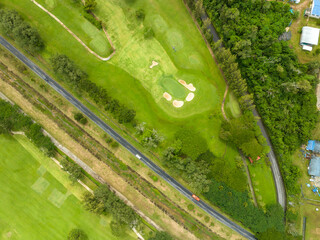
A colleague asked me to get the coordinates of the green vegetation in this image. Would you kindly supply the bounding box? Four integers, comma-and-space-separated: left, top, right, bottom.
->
204, 180, 284, 234
61, 157, 84, 183
0, 100, 56, 156
203, 0, 318, 197
68, 229, 88, 240
83, 184, 138, 235
0, 9, 44, 52
148, 231, 173, 240
74, 112, 88, 125
0, 134, 133, 240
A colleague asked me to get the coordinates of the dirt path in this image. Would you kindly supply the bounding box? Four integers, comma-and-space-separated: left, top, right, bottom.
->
31, 0, 115, 61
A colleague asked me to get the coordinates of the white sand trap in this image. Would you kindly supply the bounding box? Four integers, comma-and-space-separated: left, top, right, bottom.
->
186, 93, 194, 101
173, 100, 184, 108
178, 79, 196, 91
163, 92, 172, 101
149, 60, 159, 69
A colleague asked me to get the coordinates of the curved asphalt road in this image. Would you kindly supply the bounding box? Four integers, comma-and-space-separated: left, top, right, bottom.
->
199, 5, 286, 209
0, 36, 256, 239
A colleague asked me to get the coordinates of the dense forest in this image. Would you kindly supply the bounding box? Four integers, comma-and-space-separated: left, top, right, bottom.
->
202, 0, 318, 195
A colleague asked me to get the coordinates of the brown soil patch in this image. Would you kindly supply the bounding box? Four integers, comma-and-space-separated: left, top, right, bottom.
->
173, 100, 184, 108
185, 92, 194, 101
163, 92, 172, 101
178, 79, 196, 91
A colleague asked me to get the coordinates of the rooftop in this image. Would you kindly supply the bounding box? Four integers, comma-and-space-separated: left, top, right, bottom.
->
300, 27, 320, 46
309, 157, 320, 177
312, 0, 320, 17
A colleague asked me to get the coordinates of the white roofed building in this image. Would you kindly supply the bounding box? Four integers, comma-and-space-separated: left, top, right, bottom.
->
300, 26, 320, 51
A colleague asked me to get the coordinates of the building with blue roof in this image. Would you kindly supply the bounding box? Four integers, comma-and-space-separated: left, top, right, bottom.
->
311, 0, 320, 18
306, 140, 320, 153
309, 157, 320, 177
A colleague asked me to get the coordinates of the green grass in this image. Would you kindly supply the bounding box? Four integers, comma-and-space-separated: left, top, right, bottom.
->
0, 134, 135, 240
36, 0, 111, 57
225, 92, 241, 119
0, 0, 276, 201
248, 162, 277, 207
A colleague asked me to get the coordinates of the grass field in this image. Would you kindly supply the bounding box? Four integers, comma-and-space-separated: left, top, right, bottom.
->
0, 134, 135, 240
35, 0, 112, 57
0, 0, 279, 206
1, 0, 239, 160
248, 162, 277, 207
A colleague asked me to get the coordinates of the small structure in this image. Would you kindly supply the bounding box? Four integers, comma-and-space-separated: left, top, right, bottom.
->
249, 156, 261, 164
310, 0, 320, 18
300, 27, 320, 51
308, 157, 320, 177
306, 140, 320, 153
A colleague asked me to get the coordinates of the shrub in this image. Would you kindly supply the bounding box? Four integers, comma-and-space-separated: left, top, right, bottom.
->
74, 112, 88, 125
83, 11, 102, 30
144, 27, 154, 39
187, 204, 194, 211
135, 9, 145, 21
67, 229, 88, 240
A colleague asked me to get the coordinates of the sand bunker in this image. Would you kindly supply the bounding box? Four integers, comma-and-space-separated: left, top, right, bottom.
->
173, 100, 184, 108
178, 79, 196, 91
149, 60, 159, 69
186, 93, 194, 101
163, 92, 172, 101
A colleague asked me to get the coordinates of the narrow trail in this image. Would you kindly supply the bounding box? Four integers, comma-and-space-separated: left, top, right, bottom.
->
31, 0, 115, 61
221, 86, 229, 121
241, 155, 258, 207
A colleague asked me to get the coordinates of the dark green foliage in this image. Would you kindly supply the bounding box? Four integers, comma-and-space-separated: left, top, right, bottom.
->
84, 0, 97, 12
50, 55, 136, 124
110, 220, 126, 237
175, 128, 207, 160
204, 179, 285, 233
60, 158, 84, 183
83, 184, 138, 227
83, 11, 102, 30
136, 9, 145, 21
220, 113, 268, 159
0, 9, 44, 52
144, 27, 154, 39
187, 204, 194, 211
148, 231, 173, 240
74, 112, 88, 125
256, 228, 285, 240
0, 100, 56, 156
110, 141, 119, 148
203, 0, 318, 195
67, 229, 88, 240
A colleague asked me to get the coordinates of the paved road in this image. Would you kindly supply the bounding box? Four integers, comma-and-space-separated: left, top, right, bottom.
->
199, 6, 286, 209
0, 36, 256, 239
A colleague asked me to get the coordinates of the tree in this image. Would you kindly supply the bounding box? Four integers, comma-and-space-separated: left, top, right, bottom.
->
67, 229, 88, 240
135, 9, 145, 21
194, 0, 204, 19
148, 231, 173, 240
256, 228, 285, 240
110, 221, 126, 237
84, 0, 97, 12
74, 112, 88, 125
144, 27, 155, 39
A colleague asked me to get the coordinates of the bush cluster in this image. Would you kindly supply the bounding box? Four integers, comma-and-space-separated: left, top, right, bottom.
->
50, 54, 136, 124
0, 8, 44, 52
0, 100, 56, 156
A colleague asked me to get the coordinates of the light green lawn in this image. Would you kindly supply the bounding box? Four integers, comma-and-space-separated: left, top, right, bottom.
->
1, 0, 273, 196
36, 0, 111, 57
225, 92, 241, 119
0, 134, 135, 240
248, 162, 277, 207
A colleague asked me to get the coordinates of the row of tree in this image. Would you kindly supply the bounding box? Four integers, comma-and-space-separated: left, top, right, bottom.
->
0, 8, 44, 53
202, 0, 319, 196
0, 100, 56, 156
50, 54, 136, 124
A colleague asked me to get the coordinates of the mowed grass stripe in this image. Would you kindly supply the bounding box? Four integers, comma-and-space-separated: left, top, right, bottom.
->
0, 134, 134, 240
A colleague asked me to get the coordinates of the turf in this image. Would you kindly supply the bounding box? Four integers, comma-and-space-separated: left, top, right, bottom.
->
158, 75, 187, 99
0, 134, 135, 240
248, 162, 277, 207
225, 92, 241, 119
36, 0, 111, 57
1, 0, 259, 196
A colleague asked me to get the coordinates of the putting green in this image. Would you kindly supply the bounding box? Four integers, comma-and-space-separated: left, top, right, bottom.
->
159, 76, 188, 99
